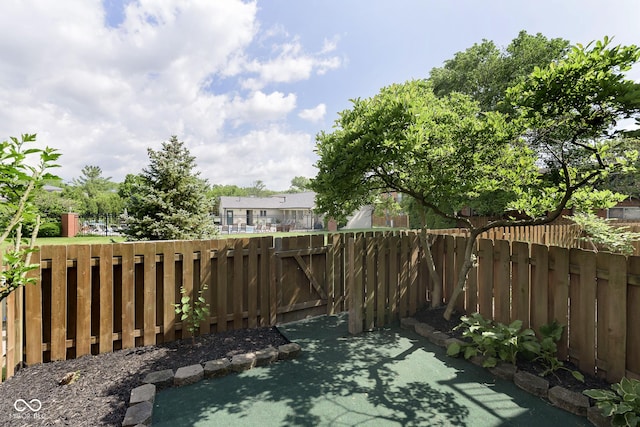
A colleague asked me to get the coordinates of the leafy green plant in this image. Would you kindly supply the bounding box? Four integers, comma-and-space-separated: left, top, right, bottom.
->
534, 321, 584, 382
571, 211, 640, 256
584, 377, 640, 426
0, 134, 60, 302
446, 312, 539, 368
174, 284, 210, 345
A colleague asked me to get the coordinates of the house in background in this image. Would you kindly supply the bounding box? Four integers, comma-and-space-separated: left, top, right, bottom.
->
218, 191, 322, 231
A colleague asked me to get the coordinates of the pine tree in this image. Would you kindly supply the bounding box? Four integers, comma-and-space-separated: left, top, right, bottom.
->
124, 136, 214, 240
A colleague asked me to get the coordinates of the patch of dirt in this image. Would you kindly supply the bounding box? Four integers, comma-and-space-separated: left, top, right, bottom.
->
0, 327, 289, 427
412, 306, 612, 395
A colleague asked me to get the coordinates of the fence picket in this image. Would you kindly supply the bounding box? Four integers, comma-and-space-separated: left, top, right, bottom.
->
71, 245, 92, 355
156, 241, 175, 343
600, 252, 627, 382
43, 245, 67, 360
530, 244, 549, 333
24, 250, 42, 365
628, 257, 640, 379
493, 240, 511, 325
548, 246, 569, 360
475, 239, 492, 318
511, 241, 530, 328
570, 248, 597, 374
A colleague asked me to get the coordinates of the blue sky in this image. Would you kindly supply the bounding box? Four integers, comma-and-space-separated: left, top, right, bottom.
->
1, 0, 639, 190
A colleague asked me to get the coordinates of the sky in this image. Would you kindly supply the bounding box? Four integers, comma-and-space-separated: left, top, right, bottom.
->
1, 1, 639, 191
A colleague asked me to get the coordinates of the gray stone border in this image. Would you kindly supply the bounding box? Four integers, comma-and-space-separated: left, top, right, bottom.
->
401, 317, 612, 426
121, 343, 302, 427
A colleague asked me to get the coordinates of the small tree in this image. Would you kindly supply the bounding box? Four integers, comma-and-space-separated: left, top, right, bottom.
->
124, 136, 215, 240
0, 134, 60, 302
311, 38, 640, 319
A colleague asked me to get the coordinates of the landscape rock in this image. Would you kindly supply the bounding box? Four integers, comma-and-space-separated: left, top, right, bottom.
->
129, 383, 156, 406
122, 401, 153, 426
278, 343, 302, 360
400, 317, 418, 329
548, 386, 590, 416
231, 353, 257, 372
587, 405, 612, 427
204, 358, 231, 378
414, 322, 435, 337
142, 369, 174, 390
255, 347, 279, 366
513, 371, 549, 398
489, 362, 517, 381
427, 331, 449, 347
174, 364, 204, 387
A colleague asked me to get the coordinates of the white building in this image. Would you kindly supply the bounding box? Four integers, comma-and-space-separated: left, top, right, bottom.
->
218, 192, 322, 231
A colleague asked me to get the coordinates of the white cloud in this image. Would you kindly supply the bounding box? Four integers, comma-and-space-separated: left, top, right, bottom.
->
240, 38, 342, 90
227, 91, 297, 124
191, 126, 318, 190
298, 104, 326, 123
0, 0, 341, 188
320, 36, 339, 54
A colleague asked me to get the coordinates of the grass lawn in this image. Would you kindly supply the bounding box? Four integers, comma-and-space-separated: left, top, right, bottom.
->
32, 228, 403, 246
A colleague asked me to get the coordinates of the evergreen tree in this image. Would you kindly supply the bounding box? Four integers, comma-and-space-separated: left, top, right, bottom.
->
124, 136, 214, 240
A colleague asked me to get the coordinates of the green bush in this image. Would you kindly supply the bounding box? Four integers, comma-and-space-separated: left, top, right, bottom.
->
37, 222, 61, 237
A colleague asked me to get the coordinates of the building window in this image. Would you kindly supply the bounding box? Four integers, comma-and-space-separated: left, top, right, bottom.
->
260, 210, 267, 217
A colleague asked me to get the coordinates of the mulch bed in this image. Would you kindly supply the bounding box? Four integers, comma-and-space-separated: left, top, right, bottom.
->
0, 327, 289, 427
412, 306, 612, 394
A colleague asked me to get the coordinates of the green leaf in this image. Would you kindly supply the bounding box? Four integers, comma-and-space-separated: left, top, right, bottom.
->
447, 342, 461, 356
572, 371, 585, 383
464, 346, 478, 360
483, 357, 497, 368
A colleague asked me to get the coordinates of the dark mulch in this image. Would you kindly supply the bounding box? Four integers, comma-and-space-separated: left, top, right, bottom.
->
0, 327, 289, 427
413, 306, 612, 395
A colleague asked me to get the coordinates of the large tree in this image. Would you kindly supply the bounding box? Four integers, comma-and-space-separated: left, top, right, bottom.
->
66, 165, 122, 218
311, 38, 640, 319
123, 136, 214, 240
429, 31, 570, 113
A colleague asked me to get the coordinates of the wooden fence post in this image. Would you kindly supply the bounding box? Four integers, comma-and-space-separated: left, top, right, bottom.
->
348, 236, 363, 334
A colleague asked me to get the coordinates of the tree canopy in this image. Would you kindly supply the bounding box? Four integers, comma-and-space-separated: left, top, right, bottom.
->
429, 31, 570, 112
311, 37, 640, 318
123, 136, 214, 240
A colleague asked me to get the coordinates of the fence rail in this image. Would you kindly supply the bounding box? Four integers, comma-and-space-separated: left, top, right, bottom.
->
3, 225, 640, 384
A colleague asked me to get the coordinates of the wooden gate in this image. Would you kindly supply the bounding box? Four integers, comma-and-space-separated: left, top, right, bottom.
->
273, 234, 331, 323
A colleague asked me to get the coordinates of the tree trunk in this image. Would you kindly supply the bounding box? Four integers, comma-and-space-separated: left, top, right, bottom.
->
443, 233, 478, 320
418, 230, 442, 308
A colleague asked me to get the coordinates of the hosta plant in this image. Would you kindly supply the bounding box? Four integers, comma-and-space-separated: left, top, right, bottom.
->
584, 377, 640, 426
446, 312, 539, 368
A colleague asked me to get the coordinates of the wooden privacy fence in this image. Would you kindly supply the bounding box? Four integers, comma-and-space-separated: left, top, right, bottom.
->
3, 230, 640, 384
347, 231, 640, 382
2, 234, 346, 381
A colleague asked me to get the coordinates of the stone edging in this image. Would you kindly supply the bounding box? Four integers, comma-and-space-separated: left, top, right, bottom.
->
121, 342, 302, 427
400, 317, 612, 427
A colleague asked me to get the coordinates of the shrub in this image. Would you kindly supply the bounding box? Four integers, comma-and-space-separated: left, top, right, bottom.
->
37, 222, 61, 237
174, 284, 210, 345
